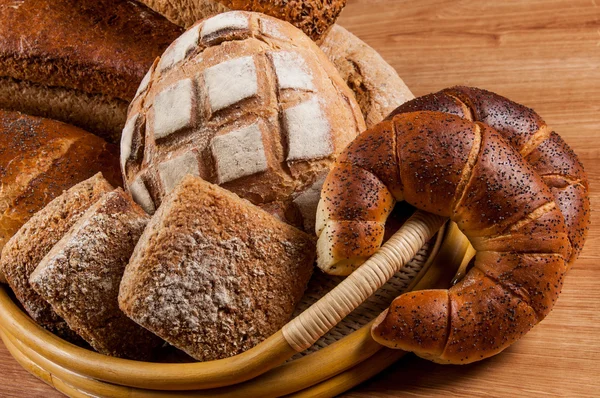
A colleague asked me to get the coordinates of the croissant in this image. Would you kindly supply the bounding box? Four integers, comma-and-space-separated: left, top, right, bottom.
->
315, 88, 589, 364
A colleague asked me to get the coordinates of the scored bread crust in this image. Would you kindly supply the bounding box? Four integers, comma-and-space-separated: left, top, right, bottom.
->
319, 24, 414, 128
122, 11, 365, 230
0, 174, 114, 342
0, 110, 121, 283
29, 189, 162, 360
119, 175, 315, 361
136, 0, 346, 41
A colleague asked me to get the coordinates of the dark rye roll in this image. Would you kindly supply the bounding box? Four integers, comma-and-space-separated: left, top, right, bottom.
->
0, 0, 183, 143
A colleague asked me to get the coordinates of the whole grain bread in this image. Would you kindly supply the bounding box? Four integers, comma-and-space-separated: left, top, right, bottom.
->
0, 110, 121, 283
0, 0, 183, 142
119, 175, 315, 361
30, 189, 163, 360
136, 0, 346, 41
1, 174, 113, 342
320, 24, 414, 127
122, 11, 365, 231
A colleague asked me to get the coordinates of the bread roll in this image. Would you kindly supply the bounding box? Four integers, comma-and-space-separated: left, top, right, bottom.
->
119, 175, 315, 361
388, 86, 590, 263
0, 174, 113, 342
122, 11, 365, 230
320, 24, 414, 127
136, 0, 346, 41
315, 109, 585, 363
0, 110, 121, 284
0, 0, 183, 143
30, 189, 162, 360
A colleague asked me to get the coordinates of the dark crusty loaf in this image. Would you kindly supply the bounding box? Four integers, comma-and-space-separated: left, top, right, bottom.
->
0, 110, 121, 283
136, 0, 346, 42
119, 175, 315, 361
30, 189, 162, 360
0, 0, 183, 142
0, 174, 113, 342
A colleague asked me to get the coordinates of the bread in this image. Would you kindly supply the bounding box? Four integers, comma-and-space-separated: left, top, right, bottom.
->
388, 86, 590, 263
122, 11, 365, 231
0, 110, 121, 284
29, 188, 162, 360
319, 24, 414, 127
0, 0, 183, 143
0, 174, 113, 342
315, 108, 584, 363
135, 0, 346, 41
119, 175, 315, 362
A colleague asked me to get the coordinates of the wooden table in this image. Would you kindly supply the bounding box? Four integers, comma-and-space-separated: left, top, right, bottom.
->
1, 0, 599, 396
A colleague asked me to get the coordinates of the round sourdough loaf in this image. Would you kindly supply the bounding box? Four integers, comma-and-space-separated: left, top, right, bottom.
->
320, 24, 414, 128
122, 11, 366, 230
135, 0, 346, 41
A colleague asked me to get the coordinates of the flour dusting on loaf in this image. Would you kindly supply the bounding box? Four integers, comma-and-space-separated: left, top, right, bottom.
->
119, 175, 315, 361
122, 11, 365, 230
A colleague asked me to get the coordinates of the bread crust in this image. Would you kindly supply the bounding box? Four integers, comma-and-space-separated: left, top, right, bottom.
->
119, 175, 315, 361
390, 86, 590, 263
123, 11, 365, 230
0, 110, 121, 283
316, 110, 579, 363
136, 0, 346, 41
29, 189, 162, 360
0, 0, 183, 100
0, 174, 113, 342
320, 24, 414, 127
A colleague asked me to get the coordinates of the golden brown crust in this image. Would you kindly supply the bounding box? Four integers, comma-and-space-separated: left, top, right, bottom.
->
392, 86, 590, 262
119, 175, 315, 361
317, 109, 572, 363
0, 174, 113, 342
320, 24, 414, 127
0, 110, 121, 283
0, 0, 183, 100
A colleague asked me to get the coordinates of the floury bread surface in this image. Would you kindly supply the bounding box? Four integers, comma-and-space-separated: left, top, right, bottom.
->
1, 174, 113, 343
121, 11, 366, 231
119, 175, 315, 362
30, 189, 163, 360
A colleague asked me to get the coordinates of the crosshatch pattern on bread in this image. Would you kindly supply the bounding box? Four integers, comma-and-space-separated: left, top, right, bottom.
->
122, 11, 366, 230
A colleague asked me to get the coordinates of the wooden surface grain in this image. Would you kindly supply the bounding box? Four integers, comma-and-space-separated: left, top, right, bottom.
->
1, 0, 599, 397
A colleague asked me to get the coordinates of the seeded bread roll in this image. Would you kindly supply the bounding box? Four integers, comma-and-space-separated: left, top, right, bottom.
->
0, 110, 121, 284
136, 0, 346, 41
122, 11, 365, 231
1, 174, 113, 342
0, 0, 183, 142
30, 189, 163, 360
319, 24, 414, 128
119, 175, 315, 361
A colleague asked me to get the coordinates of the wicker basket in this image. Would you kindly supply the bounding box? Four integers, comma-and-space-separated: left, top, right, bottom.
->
0, 212, 473, 397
